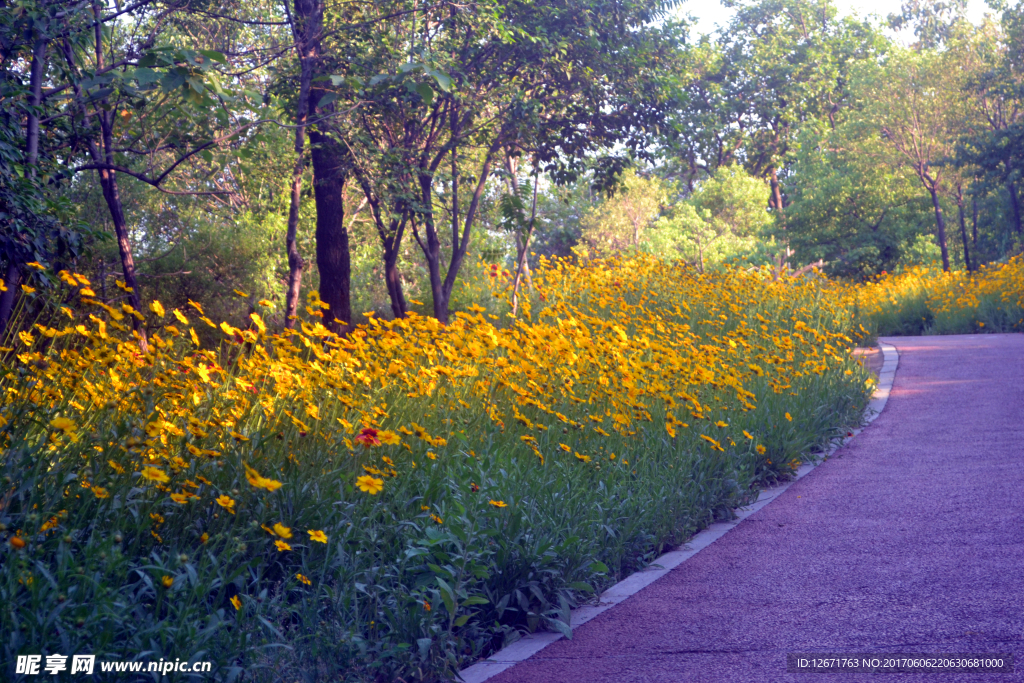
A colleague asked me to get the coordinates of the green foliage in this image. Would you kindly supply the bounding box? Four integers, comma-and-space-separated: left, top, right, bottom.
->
786, 123, 935, 277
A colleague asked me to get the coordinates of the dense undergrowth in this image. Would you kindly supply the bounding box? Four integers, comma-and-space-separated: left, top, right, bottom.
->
1, 255, 872, 682
854, 255, 1024, 338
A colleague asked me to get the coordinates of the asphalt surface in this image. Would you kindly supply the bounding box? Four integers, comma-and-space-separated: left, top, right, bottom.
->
488, 335, 1024, 683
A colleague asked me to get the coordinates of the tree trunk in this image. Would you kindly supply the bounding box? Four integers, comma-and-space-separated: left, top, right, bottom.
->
283, 0, 320, 328
972, 195, 978, 247
957, 190, 971, 272
769, 167, 784, 218
437, 142, 500, 322
89, 5, 147, 350
0, 36, 45, 338
284, 156, 306, 327
928, 187, 950, 272
1007, 181, 1022, 239
0, 262, 21, 338
383, 243, 408, 319
96, 167, 147, 349
505, 152, 532, 294
309, 129, 352, 334
512, 162, 540, 317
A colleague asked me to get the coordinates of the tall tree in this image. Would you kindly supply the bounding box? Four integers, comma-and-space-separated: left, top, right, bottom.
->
852, 47, 966, 270
668, 0, 882, 215
323, 0, 684, 323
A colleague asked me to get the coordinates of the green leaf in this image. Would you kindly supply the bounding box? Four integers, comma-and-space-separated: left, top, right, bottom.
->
546, 617, 573, 640
197, 49, 227, 64
566, 581, 594, 593
426, 68, 453, 92
463, 595, 490, 605
414, 82, 434, 106
317, 92, 338, 108
436, 577, 456, 615
132, 68, 159, 87
589, 561, 609, 574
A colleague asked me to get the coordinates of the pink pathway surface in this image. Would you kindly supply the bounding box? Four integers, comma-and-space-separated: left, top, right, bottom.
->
487, 335, 1024, 682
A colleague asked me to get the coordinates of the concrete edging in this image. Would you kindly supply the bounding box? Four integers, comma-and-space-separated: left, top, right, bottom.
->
458, 342, 899, 683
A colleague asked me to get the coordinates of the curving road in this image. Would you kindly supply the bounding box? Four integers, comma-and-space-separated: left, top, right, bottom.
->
480, 334, 1024, 683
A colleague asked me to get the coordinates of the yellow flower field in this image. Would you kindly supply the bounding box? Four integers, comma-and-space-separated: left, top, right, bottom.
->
853, 255, 1024, 338
0, 255, 872, 681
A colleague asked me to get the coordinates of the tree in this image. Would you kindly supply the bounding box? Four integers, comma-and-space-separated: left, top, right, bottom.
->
955, 9, 1024, 247
577, 169, 670, 258
647, 165, 774, 271
786, 121, 934, 276
319, 0, 684, 323
667, 0, 882, 218
851, 47, 966, 270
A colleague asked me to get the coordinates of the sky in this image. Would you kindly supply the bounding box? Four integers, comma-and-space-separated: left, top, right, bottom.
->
677, 0, 996, 43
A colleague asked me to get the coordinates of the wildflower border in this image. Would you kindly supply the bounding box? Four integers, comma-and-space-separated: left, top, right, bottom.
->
459, 343, 900, 683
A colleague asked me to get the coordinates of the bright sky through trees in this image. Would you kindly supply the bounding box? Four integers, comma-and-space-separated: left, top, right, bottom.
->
679, 0, 993, 40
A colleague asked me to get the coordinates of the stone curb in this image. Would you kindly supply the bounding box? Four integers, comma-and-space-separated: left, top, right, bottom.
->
458, 343, 899, 683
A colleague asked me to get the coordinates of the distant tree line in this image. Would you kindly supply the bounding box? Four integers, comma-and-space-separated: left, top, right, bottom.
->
1, 0, 1021, 340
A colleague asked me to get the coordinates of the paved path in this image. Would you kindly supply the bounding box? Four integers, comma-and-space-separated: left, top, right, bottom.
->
482, 335, 1024, 682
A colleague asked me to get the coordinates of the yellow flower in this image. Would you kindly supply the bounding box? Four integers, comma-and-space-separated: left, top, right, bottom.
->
296, 573, 312, 585
50, 417, 76, 433
245, 464, 283, 492
161, 575, 174, 588
215, 495, 236, 513
274, 539, 291, 552
574, 452, 591, 463
715, 420, 728, 428
26, 261, 45, 271
21, 284, 36, 294
488, 500, 508, 508
378, 430, 401, 445
756, 444, 766, 455
170, 493, 190, 504
743, 430, 754, 440
785, 412, 792, 422
429, 514, 444, 524
10, 536, 26, 549
356, 475, 384, 495
308, 529, 328, 543
149, 300, 166, 318
272, 523, 293, 539
200, 533, 209, 544
558, 444, 571, 452
140, 467, 170, 484
92, 487, 109, 499
230, 595, 241, 610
